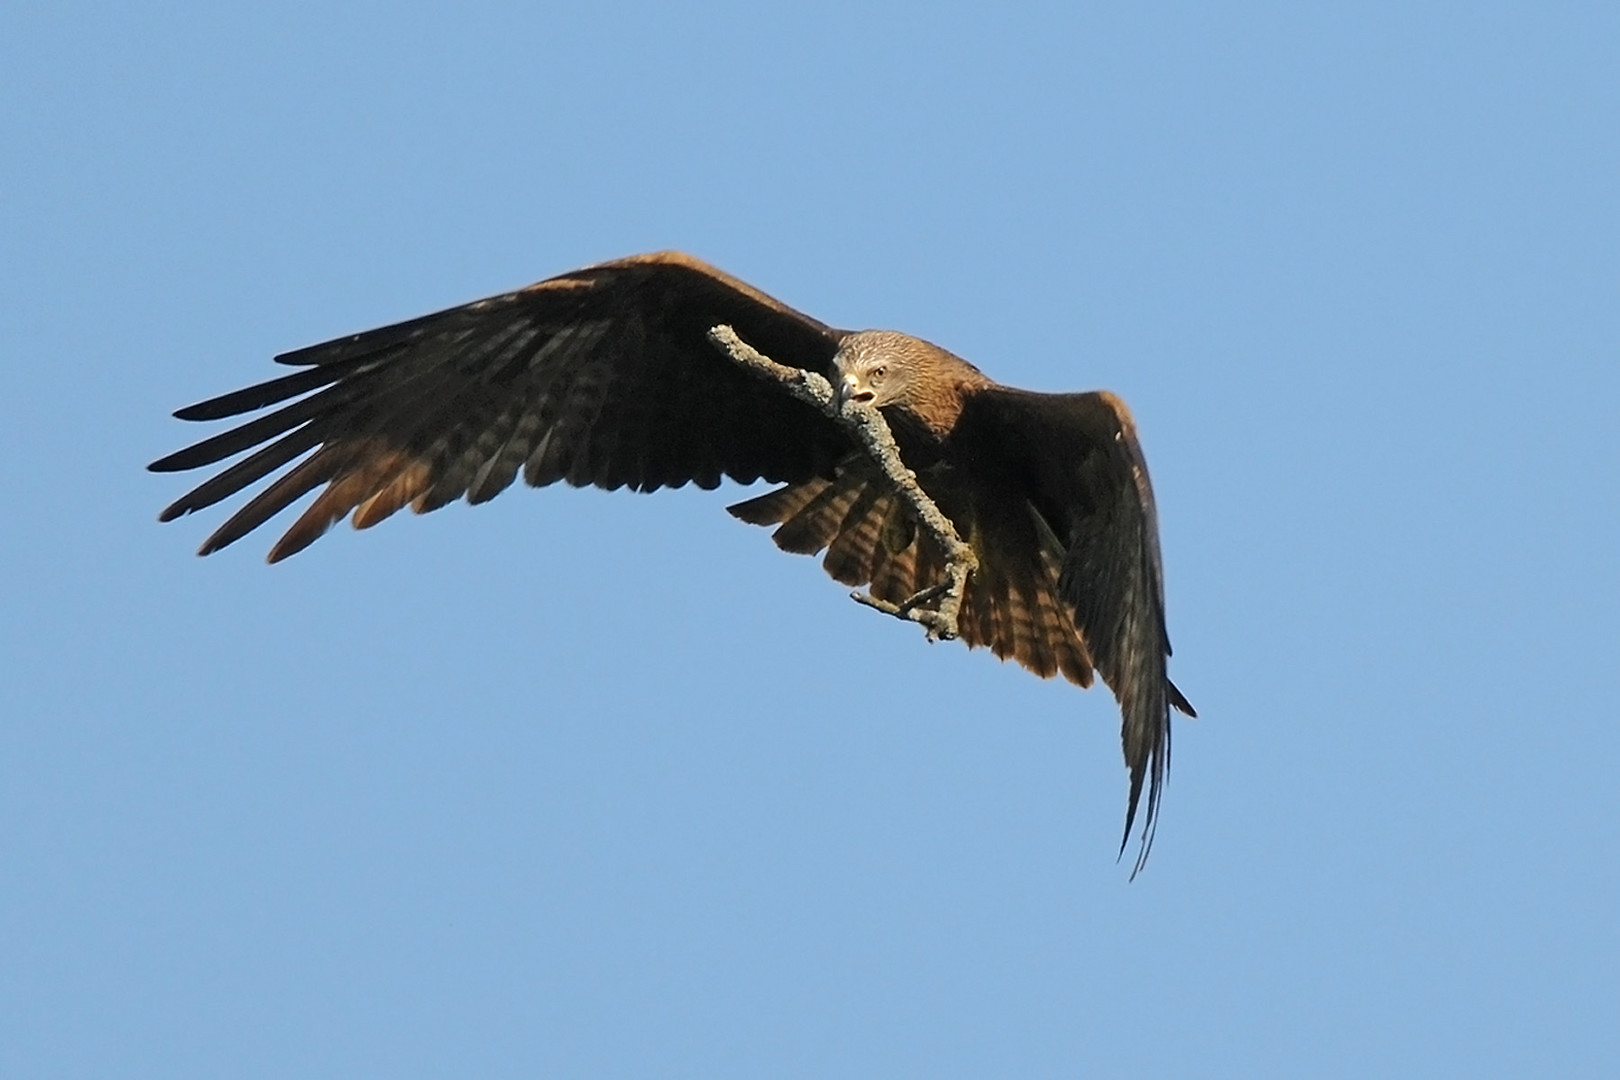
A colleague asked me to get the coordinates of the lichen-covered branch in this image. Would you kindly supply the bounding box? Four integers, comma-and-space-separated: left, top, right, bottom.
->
708, 324, 978, 641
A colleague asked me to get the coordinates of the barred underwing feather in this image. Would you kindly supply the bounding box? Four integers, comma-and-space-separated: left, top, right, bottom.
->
726, 476, 831, 529
821, 482, 887, 585
765, 474, 867, 556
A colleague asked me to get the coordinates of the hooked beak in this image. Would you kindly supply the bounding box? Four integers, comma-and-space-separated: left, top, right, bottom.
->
836, 372, 874, 408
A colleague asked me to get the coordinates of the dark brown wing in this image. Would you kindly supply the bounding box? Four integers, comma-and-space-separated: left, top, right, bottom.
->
954, 387, 1194, 876
150, 252, 852, 561
731, 388, 1192, 875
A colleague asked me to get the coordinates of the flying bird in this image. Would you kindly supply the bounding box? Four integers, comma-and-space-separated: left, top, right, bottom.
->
150, 251, 1194, 872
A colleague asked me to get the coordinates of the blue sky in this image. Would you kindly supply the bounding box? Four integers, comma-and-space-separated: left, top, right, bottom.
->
5, 2, 1618, 1076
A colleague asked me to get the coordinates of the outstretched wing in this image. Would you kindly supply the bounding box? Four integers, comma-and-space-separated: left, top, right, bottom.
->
731, 388, 1193, 874
150, 252, 852, 561
959, 388, 1193, 875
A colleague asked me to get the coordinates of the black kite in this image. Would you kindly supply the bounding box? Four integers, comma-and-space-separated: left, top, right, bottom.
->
150, 252, 1194, 872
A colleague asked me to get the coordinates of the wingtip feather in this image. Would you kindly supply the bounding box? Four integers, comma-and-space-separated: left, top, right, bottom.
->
148, 449, 193, 473
1169, 679, 1196, 717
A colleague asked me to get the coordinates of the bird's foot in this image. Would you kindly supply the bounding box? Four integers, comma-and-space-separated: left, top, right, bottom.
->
851, 583, 958, 641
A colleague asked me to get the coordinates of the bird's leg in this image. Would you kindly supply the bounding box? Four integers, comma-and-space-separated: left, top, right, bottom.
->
894, 580, 952, 615
850, 581, 955, 641
709, 325, 979, 643
852, 544, 976, 641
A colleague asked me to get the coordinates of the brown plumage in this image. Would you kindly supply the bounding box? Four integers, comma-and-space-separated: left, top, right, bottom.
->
150, 251, 1194, 873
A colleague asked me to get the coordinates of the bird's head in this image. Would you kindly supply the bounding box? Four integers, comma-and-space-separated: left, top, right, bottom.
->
833, 330, 921, 410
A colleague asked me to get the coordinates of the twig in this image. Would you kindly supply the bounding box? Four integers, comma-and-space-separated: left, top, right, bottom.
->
708, 325, 978, 641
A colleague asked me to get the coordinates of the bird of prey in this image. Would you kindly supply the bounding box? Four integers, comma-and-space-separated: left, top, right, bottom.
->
150, 251, 1195, 873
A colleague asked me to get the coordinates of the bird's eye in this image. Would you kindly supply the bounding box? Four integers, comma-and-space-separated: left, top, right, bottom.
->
870, 365, 887, 381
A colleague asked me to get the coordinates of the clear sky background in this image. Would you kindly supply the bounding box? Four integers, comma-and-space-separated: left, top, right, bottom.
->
5, 2, 1617, 1076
